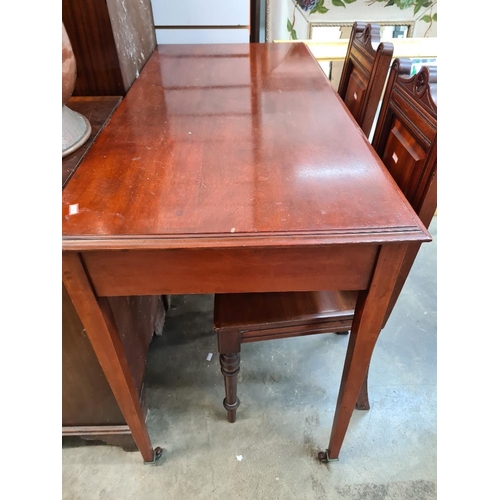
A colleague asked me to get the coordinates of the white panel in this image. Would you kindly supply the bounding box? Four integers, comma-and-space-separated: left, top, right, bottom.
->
269, 0, 288, 41
155, 28, 250, 44
151, 0, 249, 26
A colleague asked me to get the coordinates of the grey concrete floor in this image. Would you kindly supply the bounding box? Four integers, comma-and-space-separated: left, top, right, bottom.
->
63, 218, 437, 500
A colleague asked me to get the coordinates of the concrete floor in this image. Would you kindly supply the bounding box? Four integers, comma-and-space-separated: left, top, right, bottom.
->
62, 218, 437, 500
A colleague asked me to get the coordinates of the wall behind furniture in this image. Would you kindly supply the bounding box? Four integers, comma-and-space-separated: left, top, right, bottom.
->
268, 0, 437, 41
151, 0, 251, 43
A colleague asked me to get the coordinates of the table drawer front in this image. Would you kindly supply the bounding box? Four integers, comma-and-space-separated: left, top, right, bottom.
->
83, 245, 379, 296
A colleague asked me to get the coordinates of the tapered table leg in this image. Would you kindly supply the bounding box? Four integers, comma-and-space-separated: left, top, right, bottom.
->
62, 252, 161, 463
355, 371, 370, 411
319, 244, 408, 462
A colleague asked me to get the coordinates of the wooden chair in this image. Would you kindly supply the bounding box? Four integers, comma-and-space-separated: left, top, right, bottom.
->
214, 58, 437, 423
337, 22, 394, 138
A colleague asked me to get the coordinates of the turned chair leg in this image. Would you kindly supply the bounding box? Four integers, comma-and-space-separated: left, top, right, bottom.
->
218, 330, 242, 423
220, 353, 241, 422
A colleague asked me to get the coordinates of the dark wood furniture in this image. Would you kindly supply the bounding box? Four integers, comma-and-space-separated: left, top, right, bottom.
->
62, 43, 430, 463
372, 59, 437, 229
250, 0, 261, 43
214, 58, 438, 424
370, 58, 437, 326
62, 0, 156, 96
214, 293, 358, 423
337, 22, 394, 138
62, 96, 166, 451
62, 288, 165, 450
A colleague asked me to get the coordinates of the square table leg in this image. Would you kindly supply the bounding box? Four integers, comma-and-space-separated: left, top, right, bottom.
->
62, 253, 161, 464
321, 243, 409, 461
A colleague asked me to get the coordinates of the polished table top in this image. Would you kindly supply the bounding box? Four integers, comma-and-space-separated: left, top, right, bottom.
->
62, 43, 429, 250
62, 43, 430, 464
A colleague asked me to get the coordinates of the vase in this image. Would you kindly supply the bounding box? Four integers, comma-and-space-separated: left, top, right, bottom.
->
62, 23, 91, 158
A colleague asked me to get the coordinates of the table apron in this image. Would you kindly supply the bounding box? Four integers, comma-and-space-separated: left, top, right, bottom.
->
81, 244, 380, 297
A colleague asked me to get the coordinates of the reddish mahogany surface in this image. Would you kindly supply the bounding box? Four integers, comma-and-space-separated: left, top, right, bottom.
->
62, 43, 428, 250
62, 44, 431, 462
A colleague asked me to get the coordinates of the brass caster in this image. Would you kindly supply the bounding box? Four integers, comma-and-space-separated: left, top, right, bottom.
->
318, 450, 338, 463
144, 446, 163, 465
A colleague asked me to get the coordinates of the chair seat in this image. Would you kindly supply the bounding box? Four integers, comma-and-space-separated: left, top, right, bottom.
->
214, 290, 358, 342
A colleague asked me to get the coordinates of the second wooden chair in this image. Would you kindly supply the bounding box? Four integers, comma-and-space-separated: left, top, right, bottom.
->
337, 21, 394, 137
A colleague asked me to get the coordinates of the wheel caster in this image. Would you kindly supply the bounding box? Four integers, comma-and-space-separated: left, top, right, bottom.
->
318, 450, 338, 463
144, 446, 163, 465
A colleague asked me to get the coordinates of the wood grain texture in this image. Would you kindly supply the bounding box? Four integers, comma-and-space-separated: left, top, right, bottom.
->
371, 59, 437, 327
108, 295, 161, 395
62, 44, 429, 251
213, 57, 437, 427
337, 22, 394, 137
62, 426, 138, 452
62, 0, 155, 96
82, 245, 378, 296
372, 59, 437, 228
214, 290, 357, 333
215, 290, 360, 423
62, 283, 125, 426
62, 95, 165, 453
326, 243, 408, 459
61, 44, 432, 462
62, 0, 125, 96
62, 253, 154, 462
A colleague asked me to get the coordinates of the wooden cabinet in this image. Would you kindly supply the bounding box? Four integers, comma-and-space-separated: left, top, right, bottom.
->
62, 0, 156, 96
62, 287, 165, 450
